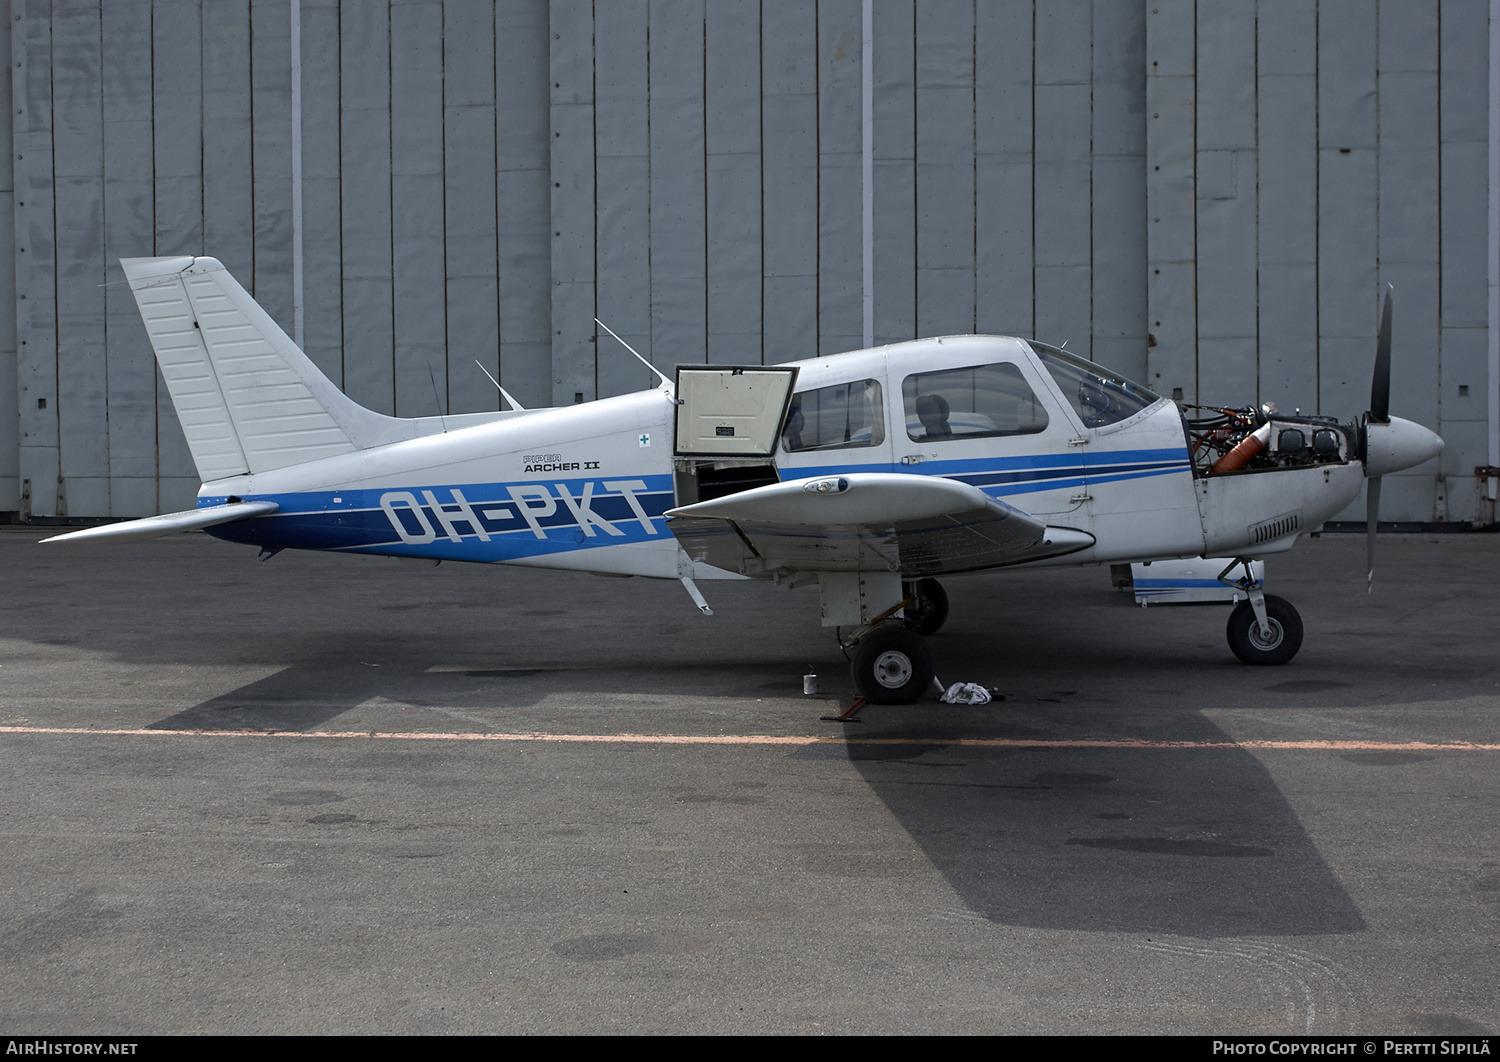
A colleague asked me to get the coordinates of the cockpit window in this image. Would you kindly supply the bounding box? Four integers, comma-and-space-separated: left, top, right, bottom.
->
900, 362, 1049, 441
1028, 340, 1159, 428
781, 379, 885, 452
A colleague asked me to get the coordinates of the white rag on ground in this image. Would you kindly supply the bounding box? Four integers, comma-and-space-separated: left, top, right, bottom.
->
940, 682, 992, 705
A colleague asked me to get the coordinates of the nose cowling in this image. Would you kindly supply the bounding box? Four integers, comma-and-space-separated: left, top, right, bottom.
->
1363, 416, 1444, 478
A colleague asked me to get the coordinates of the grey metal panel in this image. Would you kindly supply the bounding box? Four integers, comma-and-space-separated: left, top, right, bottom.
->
596, 154, 654, 394
1432, 0, 1482, 515
595, 0, 648, 158
1033, 82, 1091, 359
1257, 0, 1316, 76
708, 150, 764, 363
595, 0, 652, 396
648, 0, 706, 366
549, 0, 595, 403
763, 274, 817, 363
548, 19, 593, 403
1377, 0, 1441, 439
1090, 1, 1146, 383
1090, 156, 1148, 383
392, 0, 447, 416
1090, 0, 1144, 158
1196, 336, 1258, 409
1436, 329, 1489, 433
819, 0, 862, 354
340, 0, 395, 414
915, 0, 974, 339
1438, 137, 1490, 406
975, 0, 1030, 338
0, 9, 12, 511
495, 0, 551, 408
1033, 265, 1090, 352
1194, 5, 1255, 405
299, 0, 342, 388
872, 0, 915, 345
1318, 0, 1377, 149
52, 1, 108, 517
1438, 0, 1489, 145
14, 0, 60, 516
251, 0, 294, 329
102, 0, 158, 516
152, 0, 203, 256
1145, 0, 1196, 402
151, 0, 204, 496
1256, 263, 1319, 411
202, 0, 253, 281
1317, 144, 1380, 416
1438, 1, 1489, 331
447, 0, 500, 413
1033, 0, 1091, 86
706, 1, 762, 365
1316, 0, 1378, 418
762, 0, 816, 362
1194, 5, 1253, 154
1256, 1, 1318, 409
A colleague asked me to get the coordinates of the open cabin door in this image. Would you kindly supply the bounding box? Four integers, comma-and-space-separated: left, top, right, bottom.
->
673, 365, 799, 505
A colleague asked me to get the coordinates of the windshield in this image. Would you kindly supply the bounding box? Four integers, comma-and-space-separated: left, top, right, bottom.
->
1027, 340, 1159, 428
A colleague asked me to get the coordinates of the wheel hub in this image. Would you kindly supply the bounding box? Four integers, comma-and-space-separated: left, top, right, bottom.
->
872, 650, 914, 689
1248, 617, 1284, 651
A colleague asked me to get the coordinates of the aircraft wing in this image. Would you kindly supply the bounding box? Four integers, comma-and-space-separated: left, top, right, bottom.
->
40, 500, 281, 544
666, 473, 1092, 578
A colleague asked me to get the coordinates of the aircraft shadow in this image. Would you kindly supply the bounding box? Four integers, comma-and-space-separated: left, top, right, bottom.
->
795, 711, 1367, 939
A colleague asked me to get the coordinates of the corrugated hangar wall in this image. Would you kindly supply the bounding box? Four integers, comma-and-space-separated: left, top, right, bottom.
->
0, 0, 1494, 524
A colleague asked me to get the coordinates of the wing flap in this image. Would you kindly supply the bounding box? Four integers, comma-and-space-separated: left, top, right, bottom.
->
40, 500, 281, 544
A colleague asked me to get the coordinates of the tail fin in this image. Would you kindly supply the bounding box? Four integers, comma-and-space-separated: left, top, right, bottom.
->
122, 256, 409, 481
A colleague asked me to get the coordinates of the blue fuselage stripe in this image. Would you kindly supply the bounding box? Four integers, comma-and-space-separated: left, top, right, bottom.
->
202, 447, 1191, 559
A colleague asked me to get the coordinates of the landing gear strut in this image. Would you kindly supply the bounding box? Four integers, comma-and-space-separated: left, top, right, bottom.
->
902, 578, 949, 636
1219, 559, 1304, 665
819, 571, 939, 705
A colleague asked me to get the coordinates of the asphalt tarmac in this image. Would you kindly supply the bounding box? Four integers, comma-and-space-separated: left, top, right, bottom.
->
0, 526, 1496, 1035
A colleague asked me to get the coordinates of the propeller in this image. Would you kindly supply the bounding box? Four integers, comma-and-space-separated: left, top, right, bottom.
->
1365, 286, 1392, 592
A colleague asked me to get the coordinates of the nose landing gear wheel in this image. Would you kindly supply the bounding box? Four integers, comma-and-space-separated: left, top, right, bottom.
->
850, 626, 935, 704
902, 578, 950, 636
1226, 594, 1304, 665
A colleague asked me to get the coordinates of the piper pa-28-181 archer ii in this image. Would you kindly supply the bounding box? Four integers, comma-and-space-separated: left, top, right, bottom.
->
45, 256, 1444, 704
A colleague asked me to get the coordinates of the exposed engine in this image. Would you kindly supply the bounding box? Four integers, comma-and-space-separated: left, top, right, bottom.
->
1183, 403, 1358, 476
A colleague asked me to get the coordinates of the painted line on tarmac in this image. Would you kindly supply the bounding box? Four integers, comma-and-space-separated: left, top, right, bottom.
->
1, 725, 1498, 751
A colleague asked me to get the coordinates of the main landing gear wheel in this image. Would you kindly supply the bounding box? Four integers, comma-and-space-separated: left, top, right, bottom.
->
1226, 594, 1304, 666
850, 626, 935, 704
902, 578, 949, 636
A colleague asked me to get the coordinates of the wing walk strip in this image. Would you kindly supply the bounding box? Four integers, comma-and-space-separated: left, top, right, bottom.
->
0, 726, 1496, 751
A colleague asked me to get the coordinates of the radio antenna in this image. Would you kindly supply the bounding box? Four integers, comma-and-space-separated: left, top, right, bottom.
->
595, 318, 672, 389
474, 360, 526, 411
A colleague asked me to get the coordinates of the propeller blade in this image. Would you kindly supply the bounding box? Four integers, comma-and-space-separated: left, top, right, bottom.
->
1370, 286, 1392, 423
1366, 476, 1382, 593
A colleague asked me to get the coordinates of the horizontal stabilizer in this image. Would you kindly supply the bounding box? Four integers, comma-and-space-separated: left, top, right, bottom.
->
40, 500, 280, 544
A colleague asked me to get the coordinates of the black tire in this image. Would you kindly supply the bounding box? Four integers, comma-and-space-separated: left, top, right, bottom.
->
1226, 594, 1304, 666
850, 626, 935, 704
902, 578, 950, 636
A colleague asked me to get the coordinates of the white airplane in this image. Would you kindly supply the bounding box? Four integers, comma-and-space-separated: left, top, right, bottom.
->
45, 256, 1444, 704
